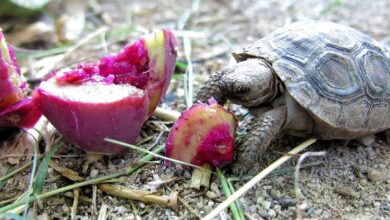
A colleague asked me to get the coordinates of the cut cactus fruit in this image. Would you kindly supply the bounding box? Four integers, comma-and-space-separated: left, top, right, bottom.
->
34, 80, 149, 154
0, 28, 41, 128
165, 99, 238, 167
33, 29, 177, 154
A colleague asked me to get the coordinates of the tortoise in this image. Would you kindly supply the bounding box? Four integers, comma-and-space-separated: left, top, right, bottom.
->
196, 21, 390, 174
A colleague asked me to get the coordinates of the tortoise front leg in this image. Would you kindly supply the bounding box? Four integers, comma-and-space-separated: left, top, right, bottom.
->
232, 105, 287, 175
196, 70, 227, 104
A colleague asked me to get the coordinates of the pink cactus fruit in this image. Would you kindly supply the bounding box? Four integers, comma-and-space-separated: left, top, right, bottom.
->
0, 28, 41, 128
33, 30, 177, 154
166, 99, 238, 167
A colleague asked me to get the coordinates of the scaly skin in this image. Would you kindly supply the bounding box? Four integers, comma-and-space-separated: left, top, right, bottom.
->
196, 70, 227, 105
232, 106, 287, 175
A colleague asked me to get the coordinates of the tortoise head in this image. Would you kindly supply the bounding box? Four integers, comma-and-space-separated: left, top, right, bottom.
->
220, 58, 277, 107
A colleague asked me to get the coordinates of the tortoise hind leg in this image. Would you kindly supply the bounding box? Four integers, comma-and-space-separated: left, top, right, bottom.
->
232, 105, 287, 175
357, 133, 389, 148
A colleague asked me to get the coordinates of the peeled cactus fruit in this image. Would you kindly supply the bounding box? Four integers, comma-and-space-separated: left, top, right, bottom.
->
33, 29, 177, 154
165, 99, 238, 167
0, 28, 41, 128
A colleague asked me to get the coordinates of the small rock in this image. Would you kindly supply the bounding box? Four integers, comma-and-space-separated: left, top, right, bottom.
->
278, 197, 297, 208
263, 185, 272, 190
381, 203, 390, 211
314, 208, 322, 216
36, 213, 49, 220
114, 206, 127, 215
273, 204, 281, 212
90, 169, 99, 178
183, 183, 190, 189
248, 205, 257, 213
259, 210, 269, 218
261, 200, 272, 210
206, 191, 218, 200
256, 197, 264, 205
270, 189, 281, 199
261, 190, 269, 198
61, 204, 69, 213
367, 170, 381, 182
307, 207, 316, 215
359, 178, 367, 186
334, 186, 360, 199
298, 202, 310, 211
354, 200, 364, 208
268, 209, 276, 218
356, 145, 365, 152
183, 170, 192, 179
210, 182, 220, 195
203, 205, 213, 213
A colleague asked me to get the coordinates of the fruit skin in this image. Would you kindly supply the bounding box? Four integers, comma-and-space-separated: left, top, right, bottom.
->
33, 81, 149, 154
0, 28, 41, 128
0, 98, 41, 128
144, 30, 177, 114
32, 30, 177, 154
165, 99, 237, 167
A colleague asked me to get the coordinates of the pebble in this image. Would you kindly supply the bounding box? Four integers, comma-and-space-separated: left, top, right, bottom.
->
354, 200, 364, 208
268, 209, 276, 218
261, 190, 269, 198
270, 189, 281, 199
314, 208, 322, 216
263, 185, 273, 190
203, 205, 213, 213
210, 182, 221, 195
259, 210, 269, 218
138, 203, 146, 209
256, 197, 264, 205
114, 206, 127, 215
261, 200, 272, 210
273, 204, 281, 212
61, 204, 69, 213
359, 178, 368, 186
307, 207, 316, 215
356, 145, 365, 152
278, 197, 297, 208
183, 170, 192, 179
298, 202, 309, 211
367, 170, 381, 182
90, 169, 99, 178
248, 205, 257, 213
206, 191, 218, 200
381, 203, 390, 211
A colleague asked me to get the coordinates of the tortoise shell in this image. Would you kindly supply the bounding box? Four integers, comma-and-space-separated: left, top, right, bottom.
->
233, 21, 390, 136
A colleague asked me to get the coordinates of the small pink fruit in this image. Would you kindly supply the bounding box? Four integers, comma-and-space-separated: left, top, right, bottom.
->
33, 30, 177, 154
165, 99, 238, 167
0, 28, 41, 128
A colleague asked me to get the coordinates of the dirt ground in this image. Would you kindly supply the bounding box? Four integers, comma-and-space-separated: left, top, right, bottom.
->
1, 0, 390, 219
